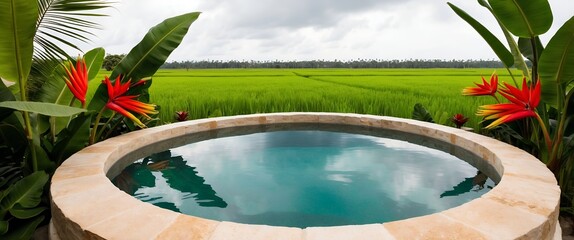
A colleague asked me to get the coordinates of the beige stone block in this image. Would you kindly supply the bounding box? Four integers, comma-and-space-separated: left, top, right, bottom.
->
85, 202, 179, 239
51, 199, 90, 240
51, 163, 104, 182
496, 151, 557, 184
53, 189, 137, 227
51, 175, 110, 200
451, 135, 504, 171
359, 116, 383, 127
208, 221, 303, 240
442, 198, 548, 239
74, 145, 116, 159
60, 152, 109, 168
305, 224, 395, 240
215, 115, 265, 128
379, 119, 406, 131
483, 175, 560, 217
156, 215, 219, 240
383, 213, 487, 240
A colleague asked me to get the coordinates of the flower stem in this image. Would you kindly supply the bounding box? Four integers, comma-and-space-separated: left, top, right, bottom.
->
95, 112, 116, 141
89, 108, 106, 145
535, 113, 552, 155
547, 90, 573, 172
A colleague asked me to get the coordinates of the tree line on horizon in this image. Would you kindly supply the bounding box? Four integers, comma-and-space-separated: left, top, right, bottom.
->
159, 59, 508, 69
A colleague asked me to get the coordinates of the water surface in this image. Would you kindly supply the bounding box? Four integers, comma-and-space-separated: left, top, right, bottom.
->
113, 129, 494, 228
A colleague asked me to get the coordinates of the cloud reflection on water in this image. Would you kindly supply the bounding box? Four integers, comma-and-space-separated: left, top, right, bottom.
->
117, 130, 493, 228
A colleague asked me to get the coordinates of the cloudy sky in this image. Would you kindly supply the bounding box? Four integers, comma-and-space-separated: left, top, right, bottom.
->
77, 0, 574, 62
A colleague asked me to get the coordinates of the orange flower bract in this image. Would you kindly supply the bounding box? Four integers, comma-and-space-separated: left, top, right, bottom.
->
103, 76, 158, 127
477, 78, 540, 129
63, 57, 88, 107
462, 74, 498, 98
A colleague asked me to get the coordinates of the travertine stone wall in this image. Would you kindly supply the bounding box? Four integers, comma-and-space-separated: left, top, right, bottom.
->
50, 113, 561, 240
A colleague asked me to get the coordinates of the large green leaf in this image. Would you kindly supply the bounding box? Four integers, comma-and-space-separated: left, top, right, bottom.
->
447, 3, 514, 67
412, 103, 435, 123
88, 12, 200, 112
52, 112, 91, 164
84, 47, 105, 81
488, 0, 552, 38
1, 215, 44, 240
112, 12, 200, 81
9, 205, 46, 219
29, 119, 55, 173
0, 172, 48, 211
0, 0, 38, 85
539, 17, 574, 108
518, 37, 544, 63
0, 101, 86, 117
476, 0, 529, 78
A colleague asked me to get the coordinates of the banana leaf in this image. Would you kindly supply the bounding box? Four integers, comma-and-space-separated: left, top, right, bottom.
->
0, 0, 38, 86
0, 172, 48, 214
412, 103, 434, 123
539, 17, 574, 108
0, 102, 86, 117
447, 3, 514, 68
488, 0, 552, 38
88, 12, 201, 113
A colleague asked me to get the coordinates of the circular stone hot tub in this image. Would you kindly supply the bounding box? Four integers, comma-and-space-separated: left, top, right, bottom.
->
50, 113, 561, 239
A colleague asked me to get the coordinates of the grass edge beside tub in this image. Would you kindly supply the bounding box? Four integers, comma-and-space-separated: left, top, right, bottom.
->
49, 113, 560, 240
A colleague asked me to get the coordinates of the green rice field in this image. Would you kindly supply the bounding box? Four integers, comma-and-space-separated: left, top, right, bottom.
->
94, 68, 519, 129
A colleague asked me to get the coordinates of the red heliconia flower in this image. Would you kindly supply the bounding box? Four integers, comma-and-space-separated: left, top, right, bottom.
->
462, 74, 499, 99
451, 113, 469, 129
477, 78, 541, 129
175, 111, 189, 122
63, 57, 88, 108
103, 76, 158, 127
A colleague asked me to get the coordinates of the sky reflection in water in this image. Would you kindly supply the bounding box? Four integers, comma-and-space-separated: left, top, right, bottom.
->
113, 130, 494, 228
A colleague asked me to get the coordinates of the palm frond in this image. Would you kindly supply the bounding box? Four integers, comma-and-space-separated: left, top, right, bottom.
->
35, 0, 111, 58
30, 0, 111, 100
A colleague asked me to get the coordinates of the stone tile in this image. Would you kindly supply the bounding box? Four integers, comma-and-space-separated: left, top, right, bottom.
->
85, 202, 179, 239
215, 115, 266, 128
379, 119, 407, 131
50, 199, 89, 240
51, 163, 104, 182
358, 115, 383, 128
442, 198, 548, 239
156, 215, 219, 240
79, 143, 118, 154
305, 224, 395, 240
495, 152, 557, 184
53, 189, 139, 227
483, 175, 560, 217
383, 214, 488, 240
59, 152, 109, 168
452, 135, 491, 158
51, 174, 110, 200
208, 222, 303, 240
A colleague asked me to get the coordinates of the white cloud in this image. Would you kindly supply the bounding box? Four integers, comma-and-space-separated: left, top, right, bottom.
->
74, 0, 574, 61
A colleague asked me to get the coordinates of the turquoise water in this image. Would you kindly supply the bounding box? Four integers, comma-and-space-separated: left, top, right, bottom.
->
113, 129, 494, 228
